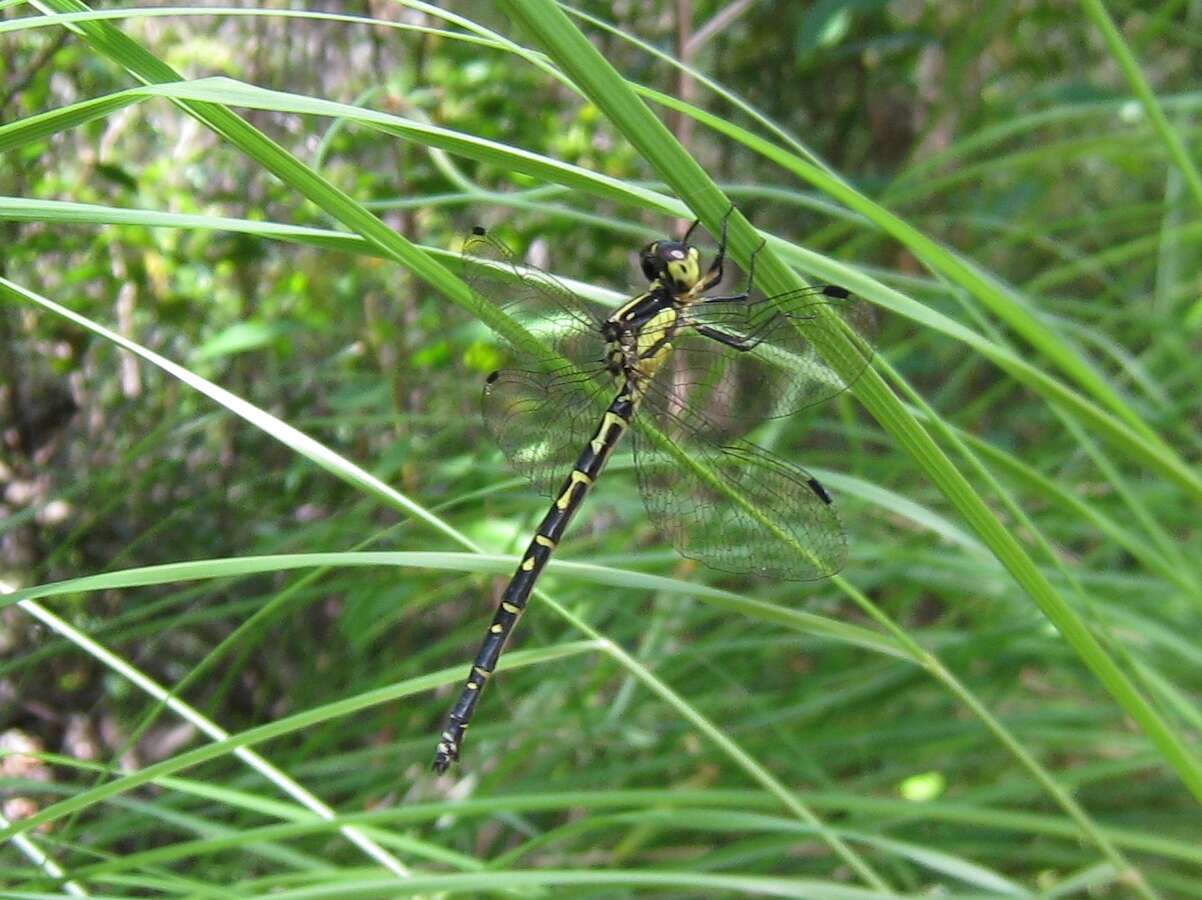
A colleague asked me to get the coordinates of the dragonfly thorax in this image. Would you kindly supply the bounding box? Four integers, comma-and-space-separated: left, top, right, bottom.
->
603, 302, 679, 388
606, 238, 699, 391
640, 239, 702, 293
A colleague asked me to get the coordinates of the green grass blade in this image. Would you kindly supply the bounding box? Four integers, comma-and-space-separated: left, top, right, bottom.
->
498, 0, 1202, 809
1079, 0, 1202, 211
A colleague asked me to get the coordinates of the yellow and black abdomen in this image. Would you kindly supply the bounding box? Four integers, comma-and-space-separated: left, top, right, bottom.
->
432, 389, 635, 773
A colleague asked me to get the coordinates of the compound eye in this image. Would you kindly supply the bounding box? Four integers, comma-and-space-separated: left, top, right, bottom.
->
640, 254, 660, 281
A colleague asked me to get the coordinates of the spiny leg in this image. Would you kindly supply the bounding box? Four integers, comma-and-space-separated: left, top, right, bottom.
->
683, 203, 740, 250
743, 234, 766, 294
701, 206, 734, 289
695, 323, 760, 352
697, 204, 767, 296
692, 225, 769, 303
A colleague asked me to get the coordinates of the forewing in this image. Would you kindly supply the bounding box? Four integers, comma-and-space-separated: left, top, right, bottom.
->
462, 228, 602, 347
632, 409, 847, 581
661, 286, 873, 435
465, 228, 616, 496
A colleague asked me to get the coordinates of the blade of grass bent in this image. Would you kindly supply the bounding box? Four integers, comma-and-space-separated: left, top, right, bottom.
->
1079, 0, 1202, 212
0, 583, 411, 880
497, 0, 1202, 807
0, 271, 879, 880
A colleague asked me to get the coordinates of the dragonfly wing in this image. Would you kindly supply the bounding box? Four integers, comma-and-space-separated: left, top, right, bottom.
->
466, 228, 616, 496
667, 286, 873, 433
462, 227, 602, 339
631, 414, 847, 581
482, 366, 611, 498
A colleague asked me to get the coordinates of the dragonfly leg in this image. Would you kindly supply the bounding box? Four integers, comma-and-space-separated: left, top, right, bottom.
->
699, 206, 764, 296
695, 323, 760, 352
692, 231, 765, 305
697, 290, 749, 304
744, 236, 766, 294
699, 205, 735, 289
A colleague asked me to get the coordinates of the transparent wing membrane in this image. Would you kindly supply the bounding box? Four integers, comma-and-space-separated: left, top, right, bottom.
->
662, 286, 875, 433
462, 228, 602, 338
631, 405, 847, 580
482, 366, 609, 498
466, 228, 617, 495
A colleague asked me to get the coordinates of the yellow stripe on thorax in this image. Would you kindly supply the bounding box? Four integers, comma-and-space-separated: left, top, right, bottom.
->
609, 290, 650, 324
636, 306, 678, 377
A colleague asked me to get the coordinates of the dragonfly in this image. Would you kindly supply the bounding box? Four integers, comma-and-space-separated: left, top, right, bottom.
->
432, 211, 872, 773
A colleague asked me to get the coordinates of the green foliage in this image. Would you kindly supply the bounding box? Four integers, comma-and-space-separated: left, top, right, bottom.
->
1, 1, 1201, 896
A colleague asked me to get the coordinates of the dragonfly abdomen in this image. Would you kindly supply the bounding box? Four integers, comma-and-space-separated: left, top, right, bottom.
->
432, 388, 635, 773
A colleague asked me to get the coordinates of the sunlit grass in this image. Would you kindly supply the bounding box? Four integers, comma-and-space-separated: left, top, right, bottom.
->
1, 1, 1199, 897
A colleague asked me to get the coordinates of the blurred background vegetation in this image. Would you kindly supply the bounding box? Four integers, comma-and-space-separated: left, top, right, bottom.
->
2, 1, 1201, 896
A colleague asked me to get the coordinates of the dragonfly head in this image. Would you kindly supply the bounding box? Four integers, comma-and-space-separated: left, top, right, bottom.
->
640, 240, 702, 293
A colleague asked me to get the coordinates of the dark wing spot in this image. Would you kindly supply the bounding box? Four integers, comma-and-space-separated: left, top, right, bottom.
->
822, 285, 850, 299
471, 225, 486, 236
806, 477, 833, 505
485, 370, 500, 383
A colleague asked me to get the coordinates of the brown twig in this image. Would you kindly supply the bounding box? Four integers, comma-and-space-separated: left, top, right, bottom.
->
0, 31, 69, 116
